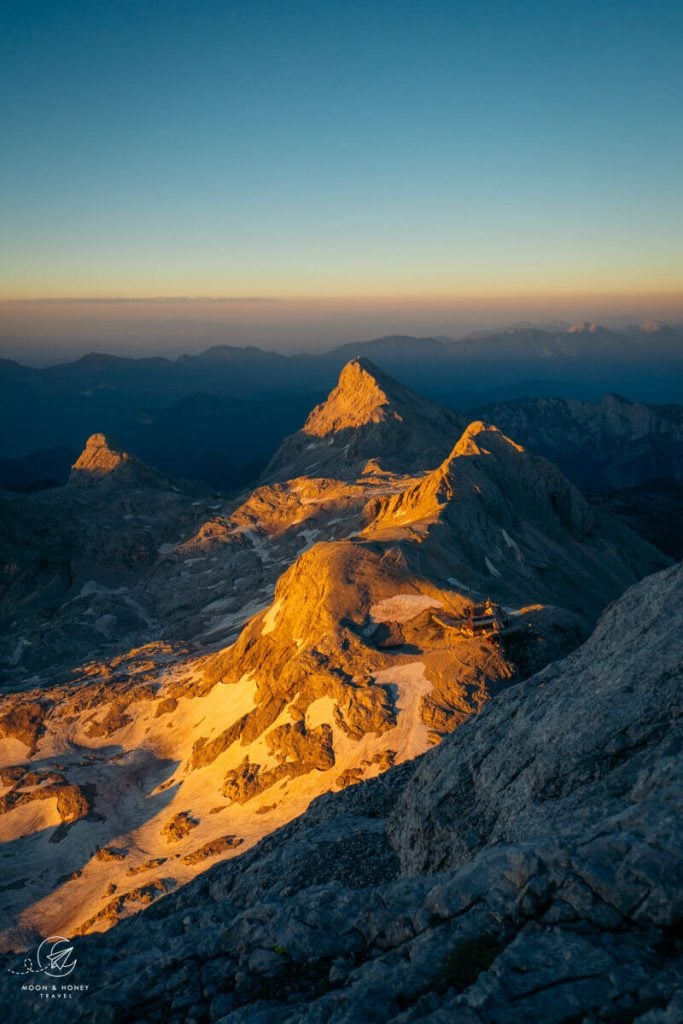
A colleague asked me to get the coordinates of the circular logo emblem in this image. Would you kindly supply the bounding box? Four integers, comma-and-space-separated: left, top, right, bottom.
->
36, 936, 77, 978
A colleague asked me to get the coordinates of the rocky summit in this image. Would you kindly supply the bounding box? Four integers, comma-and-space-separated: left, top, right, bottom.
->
2, 561, 680, 1023
0, 359, 678, 1023
263, 356, 466, 481
69, 432, 178, 490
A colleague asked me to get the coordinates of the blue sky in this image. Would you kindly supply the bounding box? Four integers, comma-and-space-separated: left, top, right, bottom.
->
1, 0, 682, 355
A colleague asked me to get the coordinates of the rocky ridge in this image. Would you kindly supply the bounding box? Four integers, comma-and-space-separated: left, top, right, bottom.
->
362, 420, 661, 621
0, 362, 670, 945
475, 393, 683, 490
2, 561, 679, 1023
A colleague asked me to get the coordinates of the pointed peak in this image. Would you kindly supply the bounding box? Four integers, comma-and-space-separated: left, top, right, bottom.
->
446, 421, 525, 462
638, 316, 666, 333
567, 321, 608, 334
69, 433, 157, 486
336, 356, 392, 392
303, 358, 405, 438
263, 360, 466, 483
71, 433, 131, 475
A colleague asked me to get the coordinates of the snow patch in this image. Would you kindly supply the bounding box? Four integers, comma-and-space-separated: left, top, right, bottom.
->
244, 529, 272, 563
261, 599, 282, 636
305, 696, 337, 730
79, 580, 109, 597
201, 598, 270, 639
485, 557, 503, 579
501, 529, 523, 560
9, 637, 30, 666
94, 614, 117, 634
370, 594, 443, 624
373, 662, 433, 760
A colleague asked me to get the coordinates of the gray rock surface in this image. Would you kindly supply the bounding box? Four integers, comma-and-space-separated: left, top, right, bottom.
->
3, 562, 679, 1023
476, 393, 683, 490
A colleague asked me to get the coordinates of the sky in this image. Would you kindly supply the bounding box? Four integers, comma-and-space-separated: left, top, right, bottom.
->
1, 0, 682, 362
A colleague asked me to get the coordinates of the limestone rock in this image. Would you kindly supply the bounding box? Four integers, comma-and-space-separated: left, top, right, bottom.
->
0, 360, 671, 949
2, 563, 678, 1023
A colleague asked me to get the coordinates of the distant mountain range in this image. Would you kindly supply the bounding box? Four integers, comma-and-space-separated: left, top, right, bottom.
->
1, 321, 681, 491
475, 393, 683, 490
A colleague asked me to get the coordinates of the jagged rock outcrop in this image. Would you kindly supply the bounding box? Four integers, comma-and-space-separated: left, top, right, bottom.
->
264, 357, 465, 481
69, 433, 166, 487
0, 441, 210, 683
475, 394, 683, 490
3, 562, 679, 1024
363, 420, 666, 624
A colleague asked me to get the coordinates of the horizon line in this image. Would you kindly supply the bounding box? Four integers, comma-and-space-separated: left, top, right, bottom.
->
2, 288, 683, 307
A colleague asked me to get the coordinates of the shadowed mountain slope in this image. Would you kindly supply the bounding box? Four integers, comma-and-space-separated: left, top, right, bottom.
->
0, 437, 211, 683
475, 393, 683, 490
362, 421, 665, 622
263, 357, 466, 481
5, 561, 679, 1023
1, 325, 681, 490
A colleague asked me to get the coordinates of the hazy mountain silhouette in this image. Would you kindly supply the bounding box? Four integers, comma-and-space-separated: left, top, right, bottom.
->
0, 323, 681, 491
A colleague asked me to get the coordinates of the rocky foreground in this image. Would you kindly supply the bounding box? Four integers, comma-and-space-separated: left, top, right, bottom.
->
4, 561, 680, 1023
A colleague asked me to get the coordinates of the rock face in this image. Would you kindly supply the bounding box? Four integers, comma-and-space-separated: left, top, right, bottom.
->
0, 360, 670, 949
589, 479, 683, 560
264, 356, 466, 481
2, 562, 679, 1023
475, 393, 683, 490
69, 432, 175, 489
70, 433, 137, 481
362, 419, 661, 622
0, 437, 212, 684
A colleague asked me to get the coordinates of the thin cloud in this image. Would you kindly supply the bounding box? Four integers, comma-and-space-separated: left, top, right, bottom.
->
1, 296, 283, 306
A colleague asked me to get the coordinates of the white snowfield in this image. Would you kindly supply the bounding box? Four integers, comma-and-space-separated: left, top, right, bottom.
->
370, 593, 443, 624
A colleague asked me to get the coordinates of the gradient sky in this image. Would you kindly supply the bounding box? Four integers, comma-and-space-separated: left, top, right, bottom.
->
1, 0, 682, 359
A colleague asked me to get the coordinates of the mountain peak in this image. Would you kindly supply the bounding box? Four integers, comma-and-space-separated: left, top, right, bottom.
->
363, 416, 598, 552
639, 316, 666, 333
71, 433, 131, 477
304, 358, 400, 437
69, 433, 159, 486
448, 420, 525, 460
567, 321, 607, 334
263, 359, 466, 481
